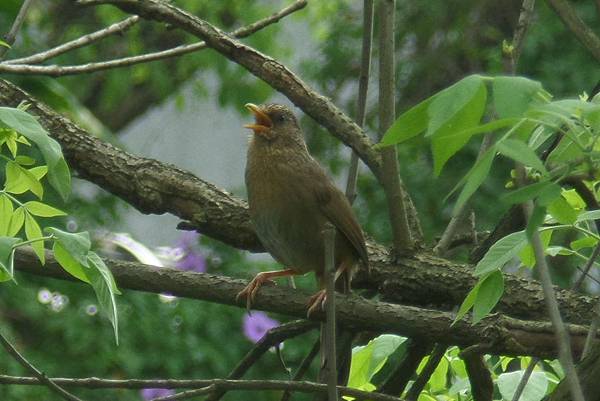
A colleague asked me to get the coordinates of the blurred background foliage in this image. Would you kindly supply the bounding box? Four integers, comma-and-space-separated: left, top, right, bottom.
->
0, 0, 598, 400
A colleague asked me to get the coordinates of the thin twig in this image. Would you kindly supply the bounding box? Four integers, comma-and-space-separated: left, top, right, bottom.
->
406, 344, 447, 401
0, 0, 35, 59
345, 0, 374, 204
323, 222, 338, 401
5, 16, 140, 65
0, 376, 405, 401
511, 358, 539, 401
545, 0, 600, 63
0, 331, 85, 401
0, 0, 308, 76
522, 196, 585, 401
582, 303, 600, 359
377, 0, 414, 255
204, 320, 317, 401
377, 340, 432, 396
280, 340, 320, 401
573, 242, 600, 291
509, 0, 536, 73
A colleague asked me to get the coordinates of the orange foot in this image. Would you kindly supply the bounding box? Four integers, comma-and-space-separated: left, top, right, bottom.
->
236, 272, 276, 311
306, 289, 327, 317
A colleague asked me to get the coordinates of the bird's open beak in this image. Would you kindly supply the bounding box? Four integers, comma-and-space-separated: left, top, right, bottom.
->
244, 103, 272, 136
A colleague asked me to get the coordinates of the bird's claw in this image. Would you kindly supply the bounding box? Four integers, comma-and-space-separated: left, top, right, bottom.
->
306, 289, 327, 317
236, 274, 275, 311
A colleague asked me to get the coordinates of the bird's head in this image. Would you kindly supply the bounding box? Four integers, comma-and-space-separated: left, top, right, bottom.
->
244, 103, 302, 144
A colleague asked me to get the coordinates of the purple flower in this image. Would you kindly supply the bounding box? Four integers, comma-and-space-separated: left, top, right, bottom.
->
242, 312, 280, 343
140, 388, 175, 400
176, 231, 200, 250
175, 250, 206, 273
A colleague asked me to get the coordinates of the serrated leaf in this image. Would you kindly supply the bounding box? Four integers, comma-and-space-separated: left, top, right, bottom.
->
493, 76, 543, 119
497, 371, 548, 401
0, 107, 71, 200
473, 270, 504, 323
7, 207, 24, 236
87, 251, 120, 344
45, 228, 90, 268
379, 95, 436, 146
429, 76, 488, 175
24, 212, 45, 265
497, 139, 548, 175
0, 237, 20, 282
52, 242, 90, 283
475, 231, 527, 276
4, 161, 43, 199
547, 196, 577, 225
0, 194, 14, 236
23, 201, 66, 217
451, 147, 496, 215
348, 334, 406, 389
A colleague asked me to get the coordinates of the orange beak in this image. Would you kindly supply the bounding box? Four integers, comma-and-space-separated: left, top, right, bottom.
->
244, 103, 272, 136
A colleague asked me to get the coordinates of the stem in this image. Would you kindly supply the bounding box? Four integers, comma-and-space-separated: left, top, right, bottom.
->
511, 357, 538, 401
378, 0, 413, 254
323, 222, 338, 401
14, 235, 53, 248
345, 0, 374, 204
0, 0, 35, 59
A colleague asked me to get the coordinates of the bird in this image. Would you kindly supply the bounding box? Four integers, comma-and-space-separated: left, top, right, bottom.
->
236, 103, 369, 316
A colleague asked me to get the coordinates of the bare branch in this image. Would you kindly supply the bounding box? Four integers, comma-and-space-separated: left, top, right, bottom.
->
405, 344, 447, 401
280, 340, 320, 401
345, 0, 374, 204
463, 353, 493, 401
511, 357, 538, 401
0, 0, 34, 59
377, 0, 416, 254
4, 16, 140, 65
377, 340, 432, 396
0, 1, 308, 76
0, 376, 403, 401
76, 0, 383, 179
545, 0, 600, 63
204, 320, 317, 401
0, 330, 85, 401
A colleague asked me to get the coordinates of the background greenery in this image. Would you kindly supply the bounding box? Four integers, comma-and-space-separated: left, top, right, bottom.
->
0, 0, 599, 400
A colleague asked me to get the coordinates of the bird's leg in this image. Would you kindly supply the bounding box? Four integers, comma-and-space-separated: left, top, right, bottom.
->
306, 261, 352, 317
237, 269, 297, 310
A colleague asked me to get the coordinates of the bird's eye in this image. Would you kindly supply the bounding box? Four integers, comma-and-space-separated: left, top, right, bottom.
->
275, 114, 285, 123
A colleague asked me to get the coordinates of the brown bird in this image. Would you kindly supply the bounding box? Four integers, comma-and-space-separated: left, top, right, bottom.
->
237, 103, 369, 315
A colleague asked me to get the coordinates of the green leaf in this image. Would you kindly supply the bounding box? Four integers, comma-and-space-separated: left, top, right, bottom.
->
429, 356, 449, 392
7, 207, 24, 236
501, 181, 557, 205
4, 160, 43, 199
348, 334, 406, 389
496, 139, 548, 175
473, 270, 504, 323
429, 75, 488, 175
451, 147, 496, 215
23, 201, 67, 217
546, 126, 589, 165
379, 95, 436, 146
519, 230, 553, 268
0, 39, 10, 48
87, 251, 120, 343
45, 228, 90, 268
0, 194, 14, 236
570, 236, 598, 251
493, 76, 543, 119
576, 210, 600, 223
546, 246, 575, 257
497, 371, 548, 401
437, 118, 521, 141
24, 212, 45, 265
52, 241, 90, 283
0, 107, 71, 200
475, 231, 527, 276
0, 237, 20, 282
547, 196, 577, 225
562, 189, 586, 210
14, 155, 35, 166
454, 283, 479, 324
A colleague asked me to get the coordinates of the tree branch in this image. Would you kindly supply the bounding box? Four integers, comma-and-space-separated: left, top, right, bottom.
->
4, 16, 140, 65
76, 0, 383, 179
12, 248, 599, 359
0, 1, 307, 76
0, 0, 34, 59
377, 340, 432, 396
545, 0, 600, 63
0, 376, 403, 401
0, 330, 85, 401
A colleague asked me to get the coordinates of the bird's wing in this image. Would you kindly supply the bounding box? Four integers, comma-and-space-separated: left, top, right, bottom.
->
309, 163, 369, 266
